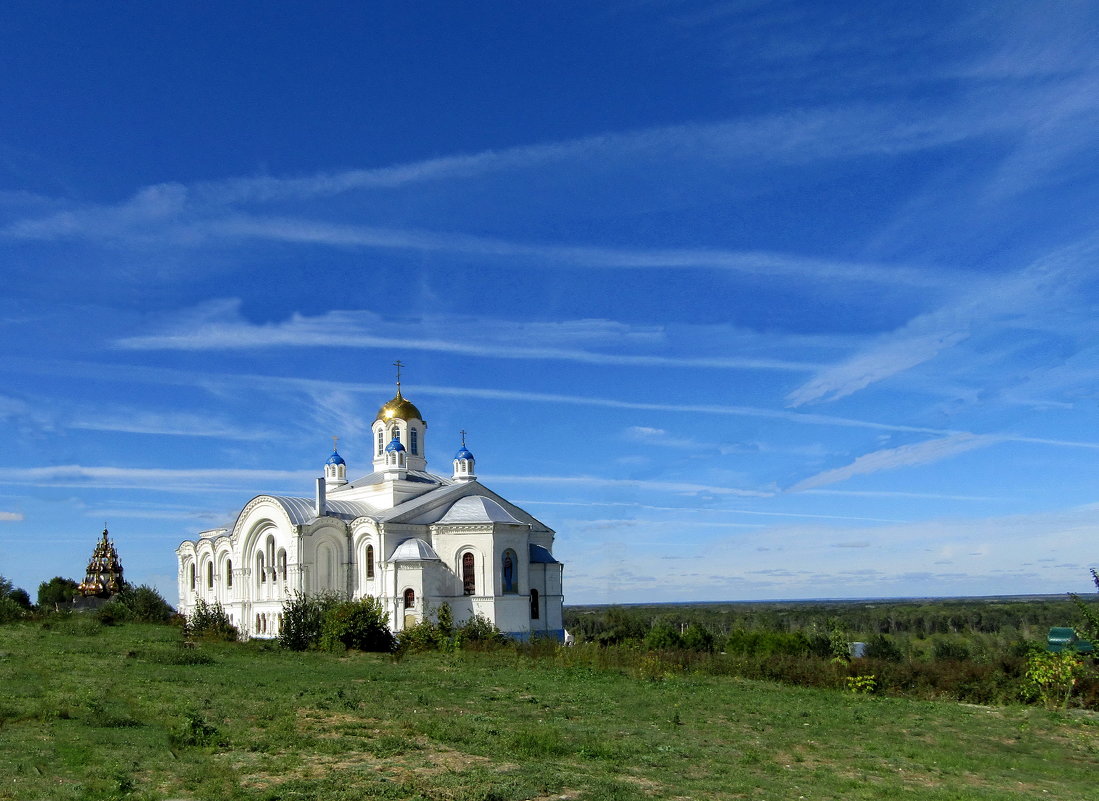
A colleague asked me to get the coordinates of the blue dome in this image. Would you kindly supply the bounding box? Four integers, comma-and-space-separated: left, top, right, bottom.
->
454, 446, 475, 461
325, 450, 345, 466
385, 438, 405, 453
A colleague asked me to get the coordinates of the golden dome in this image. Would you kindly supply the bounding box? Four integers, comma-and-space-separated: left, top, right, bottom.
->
375, 391, 424, 422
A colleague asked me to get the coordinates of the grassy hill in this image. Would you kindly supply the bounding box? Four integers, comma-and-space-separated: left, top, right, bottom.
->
1, 620, 1097, 800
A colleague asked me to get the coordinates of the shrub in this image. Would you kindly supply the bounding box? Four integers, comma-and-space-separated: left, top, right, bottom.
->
932, 637, 971, 662
0, 576, 32, 621
320, 596, 395, 652
397, 619, 446, 654
864, 634, 903, 662
456, 613, 508, 648
117, 584, 176, 623
682, 623, 716, 653
1025, 649, 1087, 709
188, 599, 238, 641
95, 599, 132, 625
279, 592, 340, 651
0, 596, 26, 624
37, 576, 79, 610
644, 622, 683, 651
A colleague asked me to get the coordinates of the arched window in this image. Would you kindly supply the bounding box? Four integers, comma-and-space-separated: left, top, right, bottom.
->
189, 563, 196, 590
403, 588, 415, 609
462, 552, 475, 596
391, 426, 400, 443
410, 428, 419, 455
366, 545, 375, 579
257, 552, 266, 583
501, 550, 517, 594
278, 549, 287, 580
376, 428, 383, 455
267, 535, 277, 580
206, 562, 213, 589
530, 588, 540, 619
226, 559, 233, 588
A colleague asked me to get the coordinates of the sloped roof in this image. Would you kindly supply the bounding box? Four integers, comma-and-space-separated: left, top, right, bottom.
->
529, 544, 559, 564
340, 469, 449, 489
241, 496, 377, 528
439, 495, 526, 525
376, 481, 475, 524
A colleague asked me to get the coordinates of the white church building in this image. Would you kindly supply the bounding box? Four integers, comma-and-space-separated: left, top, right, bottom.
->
176, 378, 564, 641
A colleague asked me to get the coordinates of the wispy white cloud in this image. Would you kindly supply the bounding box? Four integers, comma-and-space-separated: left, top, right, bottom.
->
17, 354, 1099, 452
16, 100, 1026, 213
788, 433, 1001, 492
0, 511, 23, 521
787, 238, 1099, 406
485, 473, 771, 498
0, 465, 314, 493
803, 489, 1005, 502
67, 409, 273, 440
113, 299, 816, 372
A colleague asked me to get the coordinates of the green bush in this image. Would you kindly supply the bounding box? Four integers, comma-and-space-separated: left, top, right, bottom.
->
682, 623, 716, 653
95, 599, 132, 625
932, 637, 971, 662
320, 596, 395, 652
644, 622, 683, 651
117, 584, 176, 623
0, 576, 32, 622
0, 596, 26, 624
864, 634, 903, 662
188, 599, 238, 641
279, 591, 340, 651
37, 576, 79, 610
397, 619, 446, 654
456, 613, 508, 647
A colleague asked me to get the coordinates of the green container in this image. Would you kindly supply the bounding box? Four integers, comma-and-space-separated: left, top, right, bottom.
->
1047, 627, 1095, 653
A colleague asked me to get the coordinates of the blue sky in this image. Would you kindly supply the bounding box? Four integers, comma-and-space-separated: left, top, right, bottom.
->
2, 1, 1099, 606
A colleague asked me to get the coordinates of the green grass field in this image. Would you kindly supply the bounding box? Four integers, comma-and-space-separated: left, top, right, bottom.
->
1, 620, 1097, 800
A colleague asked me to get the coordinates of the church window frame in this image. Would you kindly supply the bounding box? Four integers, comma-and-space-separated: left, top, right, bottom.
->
376, 428, 383, 456
226, 559, 233, 588
530, 588, 540, 619
410, 427, 418, 455
391, 426, 400, 444
462, 552, 476, 596
277, 549, 288, 582
501, 549, 518, 594
189, 563, 196, 590
257, 552, 266, 584
365, 544, 375, 579
403, 588, 415, 609
206, 561, 214, 589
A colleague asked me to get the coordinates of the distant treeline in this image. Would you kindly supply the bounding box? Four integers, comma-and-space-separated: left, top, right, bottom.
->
564, 596, 1081, 643
559, 596, 1098, 708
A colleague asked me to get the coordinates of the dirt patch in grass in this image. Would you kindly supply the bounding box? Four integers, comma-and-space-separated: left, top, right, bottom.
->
228, 717, 505, 792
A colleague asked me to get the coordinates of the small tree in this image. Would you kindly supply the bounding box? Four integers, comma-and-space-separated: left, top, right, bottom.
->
1025, 649, 1086, 709
279, 592, 340, 651
320, 597, 395, 652
644, 622, 683, 651
37, 576, 79, 611
188, 599, 238, 641
0, 575, 31, 622
682, 623, 716, 653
